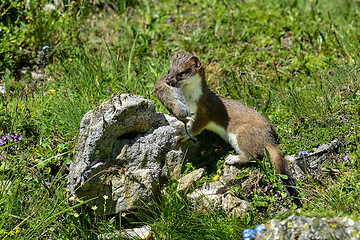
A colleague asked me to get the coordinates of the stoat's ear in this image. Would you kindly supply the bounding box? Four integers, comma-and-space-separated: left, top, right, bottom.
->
190, 56, 202, 69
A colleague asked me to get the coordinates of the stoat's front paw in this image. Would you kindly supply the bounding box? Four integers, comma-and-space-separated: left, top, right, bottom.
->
173, 121, 185, 134
225, 155, 240, 165
173, 121, 192, 142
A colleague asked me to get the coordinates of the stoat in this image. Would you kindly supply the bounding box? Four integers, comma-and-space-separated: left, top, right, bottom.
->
159, 53, 295, 190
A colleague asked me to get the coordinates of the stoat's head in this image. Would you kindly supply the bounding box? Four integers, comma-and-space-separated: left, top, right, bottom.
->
164, 53, 205, 87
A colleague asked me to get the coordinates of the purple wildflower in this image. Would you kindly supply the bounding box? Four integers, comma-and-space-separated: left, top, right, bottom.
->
299, 117, 305, 123
10, 132, 23, 142
264, 100, 268, 104
259, 103, 262, 108
245, 190, 250, 195
0, 132, 23, 146
166, 16, 175, 23
266, 184, 273, 190
44, 181, 50, 186
0, 134, 9, 146
342, 154, 349, 161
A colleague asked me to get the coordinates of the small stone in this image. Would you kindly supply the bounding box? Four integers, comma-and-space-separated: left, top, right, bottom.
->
0, 85, 5, 95
177, 168, 205, 192
99, 225, 152, 240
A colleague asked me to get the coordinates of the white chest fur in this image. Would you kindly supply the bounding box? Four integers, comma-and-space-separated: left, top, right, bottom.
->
180, 74, 203, 114
206, 122, 243, 155
206, 122, 228, 141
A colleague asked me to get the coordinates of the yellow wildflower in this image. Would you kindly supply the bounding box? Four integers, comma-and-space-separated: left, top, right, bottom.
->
213, 175, 220, 181
103, 195, 108, 200
49, 89, 56, 94
74, 213, 80, 218
14, 227, 20, 234
216, 169, 222, 175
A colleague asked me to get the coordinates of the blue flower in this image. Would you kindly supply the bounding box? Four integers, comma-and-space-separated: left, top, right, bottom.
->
254, 224, 267, 235
42, 45, 50, 51
342, 154, 349, 161
243, 229, 255, 240
298, 151, 309, 158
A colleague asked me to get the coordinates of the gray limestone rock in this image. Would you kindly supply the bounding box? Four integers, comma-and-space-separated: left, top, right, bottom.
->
67, 94, 193, 214
257, 215, 360, 240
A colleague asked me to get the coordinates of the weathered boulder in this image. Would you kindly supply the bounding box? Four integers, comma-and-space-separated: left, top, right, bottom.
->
67, 94, 194, 214
257, 215, 360, 240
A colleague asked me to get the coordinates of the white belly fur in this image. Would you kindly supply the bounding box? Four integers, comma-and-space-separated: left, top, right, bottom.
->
206, 122, 243, 155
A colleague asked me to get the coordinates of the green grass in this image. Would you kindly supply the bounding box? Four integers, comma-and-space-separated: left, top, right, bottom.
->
0, 0, 360, 238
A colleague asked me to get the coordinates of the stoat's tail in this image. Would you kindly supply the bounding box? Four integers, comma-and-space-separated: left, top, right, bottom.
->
266, 145, 297, 197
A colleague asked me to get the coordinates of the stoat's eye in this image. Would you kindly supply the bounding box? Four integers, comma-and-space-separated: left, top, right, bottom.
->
177, 71, 187, 78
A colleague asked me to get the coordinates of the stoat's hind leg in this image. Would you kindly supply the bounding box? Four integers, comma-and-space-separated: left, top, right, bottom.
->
225, 133, 250, 165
